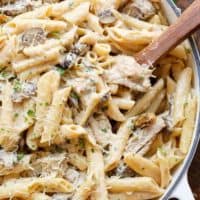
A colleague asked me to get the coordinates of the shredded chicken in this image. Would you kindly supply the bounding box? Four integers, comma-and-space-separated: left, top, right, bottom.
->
104, 55, 152, 92
89, 113, 114, 147
122, 0, 156, 20
31, 153, 68, 177
65, 168, 85, 187
0, 150, 17, 168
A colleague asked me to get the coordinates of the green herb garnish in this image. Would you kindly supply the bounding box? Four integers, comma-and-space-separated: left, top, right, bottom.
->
71, 92, 79, 100
13, 80, 22, 92
185, 48, 191, 54
27, 109, 35, 118
101, 128, 107, 133
14, 112, 19, 119
56, 67, 65, 76
158, 147, 167, 157
0, 71, 8, 78
17, 153, 24, 161
79, 138, 85, 148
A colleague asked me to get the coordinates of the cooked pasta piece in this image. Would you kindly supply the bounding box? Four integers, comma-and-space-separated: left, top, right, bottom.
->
106, 177, 164, 194
179, 94, 197, 154
105, 118, 133, 171
86, 143, 108, 200
124, 153, 160, 184
126, 79, 164, 117
31, 193, 51, 200
172, 67, 192, 126
0, 177, 73, 199
41, 87, 71, 144
7, 19, 67, 34
157, 149, 172, 188
13, 47, 61, 73
63, 2, 90, 25
27, 71, 60, 149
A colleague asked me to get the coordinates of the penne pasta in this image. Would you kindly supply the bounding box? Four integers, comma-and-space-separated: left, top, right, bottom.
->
0, 1, 197, 199
124, 153, 161, 184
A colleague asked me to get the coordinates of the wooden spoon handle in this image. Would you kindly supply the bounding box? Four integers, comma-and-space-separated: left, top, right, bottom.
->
135, 0, 200, 65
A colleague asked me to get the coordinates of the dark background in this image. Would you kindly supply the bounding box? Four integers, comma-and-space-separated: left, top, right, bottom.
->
176, 0, 200, 199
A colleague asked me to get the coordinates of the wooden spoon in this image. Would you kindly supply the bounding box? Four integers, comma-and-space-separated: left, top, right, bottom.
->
135, 0, 200, 65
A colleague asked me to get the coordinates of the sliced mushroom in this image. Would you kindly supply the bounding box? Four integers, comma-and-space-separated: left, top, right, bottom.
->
0, 0, 33, 16
71, 43, 89, 56
134, 113, 156, 129
20, 27, 46, 48
0, 0, 50, 16
98, 9, 116, 25
122, 0, 156, 20
11, 81, 36, 103
60, 52, 77, 69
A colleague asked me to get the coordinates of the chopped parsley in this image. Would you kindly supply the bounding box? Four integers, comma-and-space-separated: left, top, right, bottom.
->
17, 153, 24, 161
71, 92, 79, 100
101, 128, 107, 133
14, 112, 19, 119
79, 138, 85, 148
39, 102, 49, 106
27, 109, 35, 118
0, 71, 8, 78
13, 80, 22, 92
185, 48, 191, 54
158, 147, 167, 157
56, 67, 65, 76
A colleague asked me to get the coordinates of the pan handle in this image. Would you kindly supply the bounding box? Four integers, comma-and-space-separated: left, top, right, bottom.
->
169, 172, 194, 200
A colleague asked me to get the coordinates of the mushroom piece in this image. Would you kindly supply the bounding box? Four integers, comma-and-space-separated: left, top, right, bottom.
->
134, 113, 156, 129
60, 52, 77, 69
0, 0, 33, 16
22, 82, 37, 97
71, 43, 89, 56
98, 9, 116, 25
11, 81, 37, 103
122, 0, 156, 20
20, 27, 46, 48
